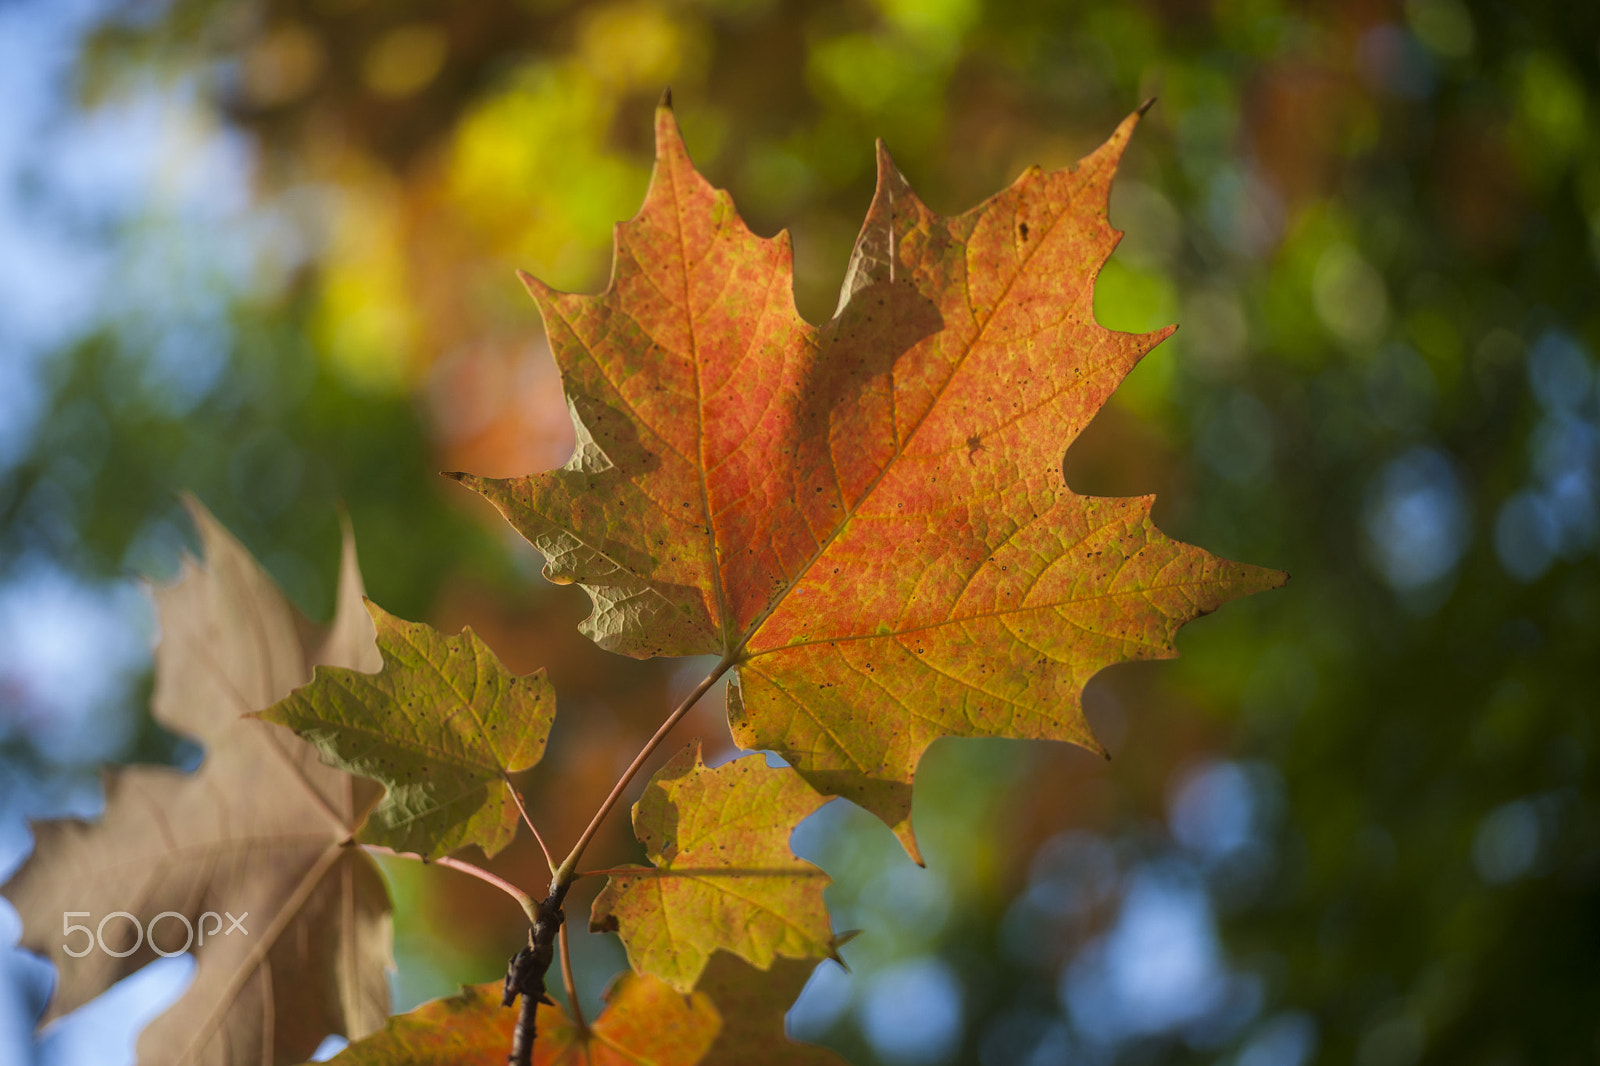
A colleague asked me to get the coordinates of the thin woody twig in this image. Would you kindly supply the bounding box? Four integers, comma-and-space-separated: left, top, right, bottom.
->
504, 883, 568, 1066
503, 657, 734, 1064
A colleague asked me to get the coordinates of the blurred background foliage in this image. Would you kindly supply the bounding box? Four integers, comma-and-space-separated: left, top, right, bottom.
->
2, 0, 1598, 1063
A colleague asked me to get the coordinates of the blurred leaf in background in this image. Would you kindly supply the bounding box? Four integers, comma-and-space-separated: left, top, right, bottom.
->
2, 0, 1597, 1064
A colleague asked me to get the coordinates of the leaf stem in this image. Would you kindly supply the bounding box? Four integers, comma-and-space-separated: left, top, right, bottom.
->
553, 656, 736, 886
505, 776, 557, 876
558, 923, 587, 1036
361, 844, 538, 924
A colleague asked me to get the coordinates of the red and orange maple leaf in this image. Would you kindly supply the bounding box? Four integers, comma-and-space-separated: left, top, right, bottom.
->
453, 99, 1284, 860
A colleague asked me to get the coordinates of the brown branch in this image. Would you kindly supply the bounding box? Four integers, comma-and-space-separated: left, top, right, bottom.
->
503, 883, 569, 1066
509, 979, 539, 1066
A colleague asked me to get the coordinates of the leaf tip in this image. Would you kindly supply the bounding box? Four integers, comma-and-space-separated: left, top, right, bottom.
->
1138, 322, 1179, 356
659, 86, 673, 111
828, 930, 862, 971
1137, 96, 1158, 118
1080, 728, 1113, 762
654, 96, 687, 162
359, 596, 391, 628
177, 493, 229, 558
175, 488, 204, 520
893, 822, 926, 868
515, 269, 558, 310
873, 139, 909, 194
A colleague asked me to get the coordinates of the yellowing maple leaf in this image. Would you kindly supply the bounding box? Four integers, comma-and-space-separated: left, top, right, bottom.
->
589, 742, 835, 992
1, 498, 392, 1065
455, 100, 1285, 860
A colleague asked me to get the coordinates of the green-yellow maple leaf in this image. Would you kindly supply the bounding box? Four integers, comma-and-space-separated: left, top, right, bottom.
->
259, 602, 554, 860
589, 742, 835, 992
454, 98, 1286, 861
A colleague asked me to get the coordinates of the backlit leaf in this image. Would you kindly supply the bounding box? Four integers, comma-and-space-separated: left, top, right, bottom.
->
589, 742, 834, 992
318, 982, 512, 1065
259, 601, 554, 860
325, 972, 719, 1066
1, 498, 392, 1066
456, 100, 1285, 859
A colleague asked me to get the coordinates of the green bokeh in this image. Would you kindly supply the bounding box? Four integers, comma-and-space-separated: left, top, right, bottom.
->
4, 1, 1598, 1063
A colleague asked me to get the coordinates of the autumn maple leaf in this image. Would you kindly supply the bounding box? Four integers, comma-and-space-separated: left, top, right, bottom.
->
452, 98, 1285, 862
588, 741, 836, 992
1, 498, 392, 1065
326, 953, 842, 1066
324, 974, 717, 1066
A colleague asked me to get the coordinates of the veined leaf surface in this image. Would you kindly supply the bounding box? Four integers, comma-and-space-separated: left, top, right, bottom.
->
260, 602, 554, 860
325, 973, 718, 1066
457, 100, 1286, 859
589, 743, 834, 991
1, 498, 392, 1066
323, 955, 842, 1066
